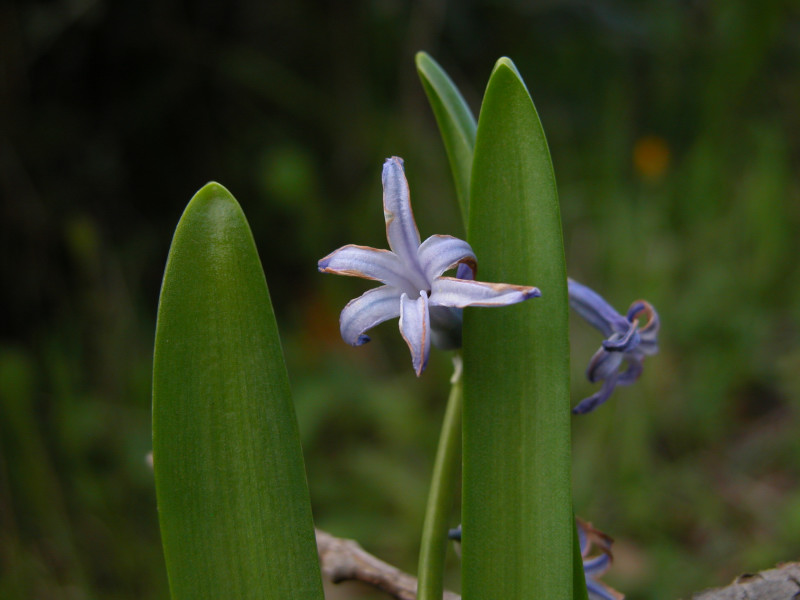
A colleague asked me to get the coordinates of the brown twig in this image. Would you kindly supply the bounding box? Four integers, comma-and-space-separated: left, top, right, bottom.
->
690, 562, 800, 600
315, 528, 459, 600
316, 527, 800, 600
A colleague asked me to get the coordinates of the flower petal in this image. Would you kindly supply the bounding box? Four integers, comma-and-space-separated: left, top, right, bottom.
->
586, 578, 625, 600
430, 277, 540, 308
382, 157, 423, 269
578, 521, 590, 557
339, 285, 402, 346
636, 339, 659, 356
616, 358, 643, 386
399, 291, 431, 376
318, 244, 416, 292
578, 519, 615, 556
572, 375, 619, 415
417, 234, 477, 281
587, 348, 625, 382
456, 261, 475, 280
568, 278, 630, 338
628, 299, 660, 344
447, 524, 462, 541
601, 323, 641, 353
583, 554, 612, 577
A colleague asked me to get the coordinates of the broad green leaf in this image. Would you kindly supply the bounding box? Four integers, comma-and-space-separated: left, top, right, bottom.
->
153, 183, 324, 600
416, 51, 477, 226
462, 58, 573, 599
573, 519, 591, 600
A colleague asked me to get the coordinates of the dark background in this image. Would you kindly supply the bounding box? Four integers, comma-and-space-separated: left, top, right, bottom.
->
2, 1, 800, 598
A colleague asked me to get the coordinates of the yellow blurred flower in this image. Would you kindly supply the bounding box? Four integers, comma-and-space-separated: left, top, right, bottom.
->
633, 135, 670, 180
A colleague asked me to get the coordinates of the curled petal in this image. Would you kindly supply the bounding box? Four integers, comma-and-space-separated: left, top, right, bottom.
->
627, 300, 658, 330
581, 522, 624, 600
583, 554, 612, 578
568, 278, 630, 338
578, 356, 644, 414
571, 281, 659, 413
636, 338, 659, 356
399, 291, 431, 376
587, 579, 625, 600
577, 518, 614, 557
578, 522, 589, 557
417, 234, 477, 281
318, 244, 416, 292
430, 277, 540, 308
626, 300, 646, 322
456, 261, 475, 280
339, 285, 402, 346
587, 348, 625, 382
601, 322, 641, 353
382, 157, 422, 264
572, 374, 620, 415
616, 358, 643, 386
629, 299, 660, 345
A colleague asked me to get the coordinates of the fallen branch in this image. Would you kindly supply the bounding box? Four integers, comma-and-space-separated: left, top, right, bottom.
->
317, 528, 800, 600
315, 528, 459, 600
690, 562, 800, 600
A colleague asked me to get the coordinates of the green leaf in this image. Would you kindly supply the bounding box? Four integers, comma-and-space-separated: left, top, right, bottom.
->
153, 183, 324, 600
415, 51, 477, 227
462, 58, 572, 599
573, 519, 590, 600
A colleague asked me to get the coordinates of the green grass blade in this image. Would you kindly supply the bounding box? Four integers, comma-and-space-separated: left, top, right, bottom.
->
152, 183, 324, 600
415, 51, 477, 226
462, 58, 572, 599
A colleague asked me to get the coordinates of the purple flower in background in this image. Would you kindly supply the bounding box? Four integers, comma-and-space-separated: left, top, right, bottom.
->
319, 157, 540, 375
577, 518, 625, 600
448, 520, 624, 600
568, 278, 660, 415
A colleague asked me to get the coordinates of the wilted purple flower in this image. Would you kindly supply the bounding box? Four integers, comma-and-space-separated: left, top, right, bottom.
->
448, 520, 624, 600
577, 518, 625, 600
319, 157, 540, 375
568, 278, 659, 415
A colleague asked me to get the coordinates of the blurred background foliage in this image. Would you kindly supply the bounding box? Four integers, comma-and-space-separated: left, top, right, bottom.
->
1, 0, 800, 598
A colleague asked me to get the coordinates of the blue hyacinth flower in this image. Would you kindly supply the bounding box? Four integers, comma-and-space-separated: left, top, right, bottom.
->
568, 278, 660, 414
319, 157, 540, 375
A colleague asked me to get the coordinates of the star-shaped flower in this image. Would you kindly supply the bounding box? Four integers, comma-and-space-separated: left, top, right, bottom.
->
568, 278, 660, 414
319, 157, 540, 375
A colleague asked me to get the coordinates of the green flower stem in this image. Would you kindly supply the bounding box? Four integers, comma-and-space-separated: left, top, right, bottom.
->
417, 354, 464, 600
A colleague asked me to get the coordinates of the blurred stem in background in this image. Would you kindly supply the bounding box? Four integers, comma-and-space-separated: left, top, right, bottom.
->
0, 349, 86, 597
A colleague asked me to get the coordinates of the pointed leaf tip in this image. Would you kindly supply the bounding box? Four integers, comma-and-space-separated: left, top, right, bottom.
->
192, 181, 234, 203
463, 56, 571, 600
415, 51, 478, 227
488, 57, 530, 95
154, 182, 324, 599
